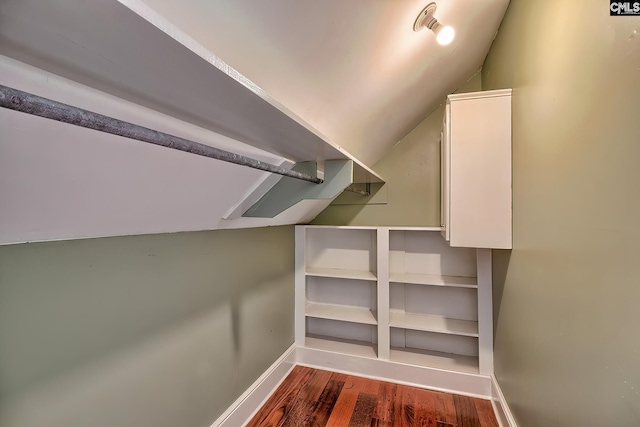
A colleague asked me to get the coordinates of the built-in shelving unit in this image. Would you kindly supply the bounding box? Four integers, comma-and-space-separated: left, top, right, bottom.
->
295, 226, 494, 386
298, 227, 379, 358
387, 229, 481, 372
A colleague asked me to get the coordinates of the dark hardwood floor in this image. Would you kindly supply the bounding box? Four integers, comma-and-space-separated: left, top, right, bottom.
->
246, 366, 499, 427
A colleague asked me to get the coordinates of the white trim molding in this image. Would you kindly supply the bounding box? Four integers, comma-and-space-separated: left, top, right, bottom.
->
212, 344, 297, 427
210, 345, 516, 427
297, 346, 492, 399
491, 375, 518, 427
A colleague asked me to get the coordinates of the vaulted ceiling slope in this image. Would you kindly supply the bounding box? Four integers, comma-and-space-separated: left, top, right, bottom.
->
136, 0, 510, 166
0, 0, 509, 243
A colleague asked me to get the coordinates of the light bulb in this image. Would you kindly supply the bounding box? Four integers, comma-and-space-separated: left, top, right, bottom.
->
436, 25, 455, 45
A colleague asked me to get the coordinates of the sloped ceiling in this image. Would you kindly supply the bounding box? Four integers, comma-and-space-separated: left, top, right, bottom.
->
0, 0, 510, 242
137, 0, 510, 166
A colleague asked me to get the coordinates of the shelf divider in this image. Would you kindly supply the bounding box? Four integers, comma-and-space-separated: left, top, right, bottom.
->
377, 227, 390, 360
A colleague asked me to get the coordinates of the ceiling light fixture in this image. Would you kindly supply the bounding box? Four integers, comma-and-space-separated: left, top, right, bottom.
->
413, 2, 455, 45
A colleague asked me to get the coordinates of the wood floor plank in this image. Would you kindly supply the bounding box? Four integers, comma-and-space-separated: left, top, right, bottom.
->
330, 371, 350, 383
325, 384, 360, 427
370, 420, 394, 427
246, 367, 499, 427
372, 381, 397, 422
347, 392, 377, 427
298, 368, 334, 402
280, 397, 318, 427
453, 395, 480, 427
414, 388, 438, 427
246, 366, 316, 427
306, 378, 346, 427
473, 399, 499, 427
355, 376, 381, 395
434, 392, 457, 425
325, 376, 379, 427
393, 385, 416, 427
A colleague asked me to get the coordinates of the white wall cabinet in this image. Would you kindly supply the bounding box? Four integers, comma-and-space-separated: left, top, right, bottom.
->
441, 89, 512, 249
295, 226, 494, 391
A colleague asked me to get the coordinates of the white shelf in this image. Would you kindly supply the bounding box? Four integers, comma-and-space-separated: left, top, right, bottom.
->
302, 226, 379, 230
390, 310, 479, 337
305, 302, 377, 325
306, 266, 377, 281
389, 272, 477, 288
387, 227, 441, 232
306, 335, 377, 359
390, 348, 479, 374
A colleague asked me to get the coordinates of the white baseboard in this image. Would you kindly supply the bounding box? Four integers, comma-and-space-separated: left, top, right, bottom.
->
491, 375, 518, 427
211, 345, 516, 427
296, 346, 492, 399
212, 344, 297, 427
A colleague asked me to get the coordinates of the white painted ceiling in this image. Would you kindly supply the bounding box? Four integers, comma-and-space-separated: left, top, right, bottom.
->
137, 0, 510, 166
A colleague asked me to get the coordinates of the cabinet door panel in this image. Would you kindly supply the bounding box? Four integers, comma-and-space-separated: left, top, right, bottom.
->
448, 94, 511, 249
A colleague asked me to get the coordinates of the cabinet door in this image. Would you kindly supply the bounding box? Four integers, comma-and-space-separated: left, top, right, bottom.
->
448, 93, 512, 249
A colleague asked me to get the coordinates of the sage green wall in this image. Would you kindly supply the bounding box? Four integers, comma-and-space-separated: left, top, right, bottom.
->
483, 1, 640, 426
312, 75, 481, 226
0, 226, 294, 427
